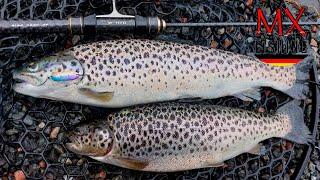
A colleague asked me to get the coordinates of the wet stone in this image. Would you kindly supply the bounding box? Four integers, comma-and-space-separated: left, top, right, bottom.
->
22, 115, 34, 126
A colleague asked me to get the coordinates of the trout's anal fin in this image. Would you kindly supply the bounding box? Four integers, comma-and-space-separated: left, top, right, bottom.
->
78, 88, 114, 102
234, 88, 261, 101
247, 144, 261, 155
203, 162, 226, 168
111, 156, 149, 170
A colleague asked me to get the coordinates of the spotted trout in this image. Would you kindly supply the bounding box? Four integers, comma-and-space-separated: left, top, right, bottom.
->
13, 39, 311, 107
66, 101, 310, 172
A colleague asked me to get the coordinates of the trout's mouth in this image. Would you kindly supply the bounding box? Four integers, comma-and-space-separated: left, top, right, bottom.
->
66, 127, 114, 157
13, 71, 47, 86
65, 131, 83, 154
66, 136, 111, 157
12, 71, 50, 98
14, 77, 26, 83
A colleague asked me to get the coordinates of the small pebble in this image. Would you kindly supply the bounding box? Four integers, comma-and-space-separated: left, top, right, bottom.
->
247, 37, 254, 43
38, 122, 45, 129
50, 127, 60, 139
311, 39, 318, 47
99, 170, 106, 178
65, 158, 72, 165
258, 107, 265, 113
5, 128, 19, 136
17, 147, 23, 152
306, 99, 312, 105
72, 35, 81, 45
14, 170, 26, 180
309, 162, 316, 172
246, 0, 253, 6
201, 27, 212, 38
53, 144, 65, 154
223, 38, 232, 48
39, 160, 46, 169
311, 25, 317, 32
217, 28, 225, 35
12, 112, 25, 120
22, 115, 33, 126
211, 41, 218, 49
77, 158, 84, 166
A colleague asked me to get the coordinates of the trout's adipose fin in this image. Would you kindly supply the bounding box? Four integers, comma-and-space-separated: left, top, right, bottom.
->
78, 88, 114, 102
276, 100, 312, 144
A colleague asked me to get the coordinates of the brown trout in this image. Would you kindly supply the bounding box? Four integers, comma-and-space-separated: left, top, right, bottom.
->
13, 39, 311, 107
66, 101, 310, 172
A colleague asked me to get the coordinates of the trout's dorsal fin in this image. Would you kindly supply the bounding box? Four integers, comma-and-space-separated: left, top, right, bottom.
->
111, 156, 149, 170
247, 144, 261, 155
78, 88, 114, 102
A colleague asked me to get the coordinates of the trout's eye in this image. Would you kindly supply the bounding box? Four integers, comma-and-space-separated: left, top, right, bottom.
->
27, 63, 39, 72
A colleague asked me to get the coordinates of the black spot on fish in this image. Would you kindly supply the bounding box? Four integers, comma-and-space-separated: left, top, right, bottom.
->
172, 131, 179, 139
144, 52, 150, 58
81, 47, 90, 52
124, 58, 130, 65
136, 63, 142, 69
184, 132, 189, 139
194, 134, 200, 140
193, 57, 200, 63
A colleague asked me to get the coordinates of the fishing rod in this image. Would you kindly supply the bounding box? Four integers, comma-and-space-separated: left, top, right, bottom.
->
1, 0, 320, 35
0, 0, 165, 35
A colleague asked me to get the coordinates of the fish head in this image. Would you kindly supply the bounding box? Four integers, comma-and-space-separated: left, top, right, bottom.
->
66, 122, 114, 157
13, 51, 84, 96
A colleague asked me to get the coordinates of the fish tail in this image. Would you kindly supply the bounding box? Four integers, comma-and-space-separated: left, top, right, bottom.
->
284, 55, 313, 100
276, 100, 312, 144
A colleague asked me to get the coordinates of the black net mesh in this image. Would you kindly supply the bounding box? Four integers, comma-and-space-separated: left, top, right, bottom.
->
0, 0, 319, 179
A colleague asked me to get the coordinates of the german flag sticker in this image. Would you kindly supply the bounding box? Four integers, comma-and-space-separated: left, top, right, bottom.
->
258, 55, 306, 67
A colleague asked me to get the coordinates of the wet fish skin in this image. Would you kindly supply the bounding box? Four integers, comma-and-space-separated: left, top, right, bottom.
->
66, 101, 311, 172
13, 39, 310, 107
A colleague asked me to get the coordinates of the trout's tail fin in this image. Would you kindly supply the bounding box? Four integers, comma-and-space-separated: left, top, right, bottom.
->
284, 55, 313, 100
276, 100, 312, 144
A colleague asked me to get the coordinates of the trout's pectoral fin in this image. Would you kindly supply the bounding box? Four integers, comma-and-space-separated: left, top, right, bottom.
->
234, 88, 261, 102
78, 88, 114, 102
111, 156, 149, 170
247, 144, 262, 155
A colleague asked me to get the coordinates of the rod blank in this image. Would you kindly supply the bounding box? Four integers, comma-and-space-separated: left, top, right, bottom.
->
166, 21, 320, 27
